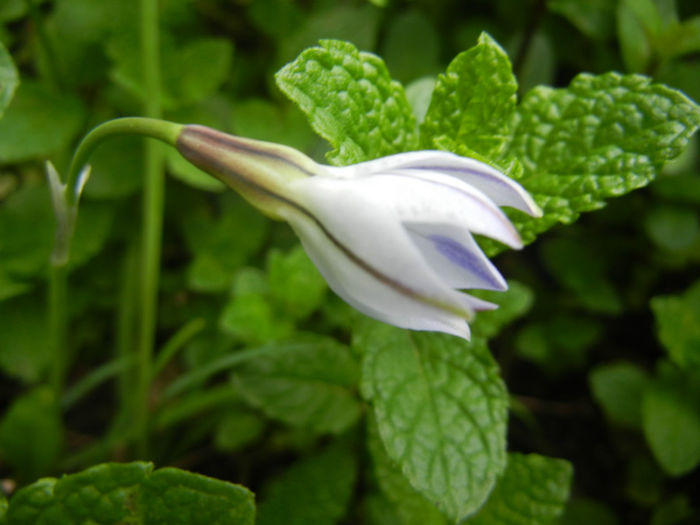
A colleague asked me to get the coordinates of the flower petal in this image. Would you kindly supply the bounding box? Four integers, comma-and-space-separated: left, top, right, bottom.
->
284, 211, 473, 338
327, 150, 542, 217
405, 223, 507, 291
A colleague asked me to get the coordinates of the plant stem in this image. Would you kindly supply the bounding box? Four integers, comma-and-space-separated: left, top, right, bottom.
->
49, 262, 68, 394
136, 0, 164, 457
26, 0, 63, 90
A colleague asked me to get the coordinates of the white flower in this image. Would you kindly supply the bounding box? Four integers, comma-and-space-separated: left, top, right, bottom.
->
176, 125, 541, 339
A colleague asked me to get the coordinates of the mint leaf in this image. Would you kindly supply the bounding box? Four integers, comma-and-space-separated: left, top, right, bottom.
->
650, 280, 700, 369
4, 462, 255, 525
470, 280, 534, 340
359, 323, 508, 522
0, 387, 62, 482
367, 417, 447, 525
0, 41, 18, 118
275, 39, 418, 165
589, 361, 650, 429
267, 245, 327, 321
469, 453, 573, 525
233, 338, 362, 434
642, 365, 700, 476
508, 72, 700, 245
0, 81, 85, 163
257, 443, 357, 525
421, 32, 517, 160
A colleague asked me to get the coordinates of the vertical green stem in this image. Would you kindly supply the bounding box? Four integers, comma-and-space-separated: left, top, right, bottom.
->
26, 0, 63, 90
136, 0, 164, 457
49, 263, 68, 394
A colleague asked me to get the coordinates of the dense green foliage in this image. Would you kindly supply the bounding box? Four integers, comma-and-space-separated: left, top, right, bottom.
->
1, 0, 700, 523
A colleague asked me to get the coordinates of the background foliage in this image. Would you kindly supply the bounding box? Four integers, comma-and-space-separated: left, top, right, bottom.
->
0, 0, 699, 523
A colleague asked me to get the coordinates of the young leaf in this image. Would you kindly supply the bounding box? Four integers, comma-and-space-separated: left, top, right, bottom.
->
589, 361, 650, 429
233, 338, 362, 434
3, 462, 255, 525
0, 41, 19, 118
275, 39, 418, 165
256, 442, 357, 525
420, 32, 517, 160
507, 72, 700, 245
650, 280, 700, 369
0, 387, 63, 482
642, 365, 700, 476
469, 453, 573, 525
359, 323, 508, 522
469, 280, 534, 340
0, 81, 85, 163
267, 245, 327, 321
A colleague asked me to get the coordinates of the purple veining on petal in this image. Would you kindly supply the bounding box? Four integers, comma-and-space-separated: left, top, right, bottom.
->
429, 234, 507, 290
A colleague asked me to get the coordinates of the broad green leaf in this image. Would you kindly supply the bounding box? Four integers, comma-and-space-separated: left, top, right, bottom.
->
367, 418, 447, 525
515, 316, 603, 374
469, 453, 573, 525
0, 387, 62, 482
381, 10, 440, 84
233, 338, 361, 434
267, 245, 327, 321
589, 361, 650, 429
644, 205, 700, 252
276, 39, 418, 165
507, 72, 700, 245
0, 81, 85, 163
651, 495, 693, 525
470, 280, 534, 340
556, 498, 619, 525
257, 443, 357, 525
359, 323, 508, 522
617, 0, 653, 72
0, 294, 50, 382
540, 236, 622, 314
109, 35, 233, 110
0, 41, 19, 118
231, 98, 315, 153
642, 365, 700, 476
181, 193, 268, 293
548, 0, 616, 40
214, 409, 266, 453
247, 0, 304, 40
650, 280, 700, 368
220, 292, 292, 345
82, 136, 143, 198
421, 32, 517, 160
3, 462, 255, 525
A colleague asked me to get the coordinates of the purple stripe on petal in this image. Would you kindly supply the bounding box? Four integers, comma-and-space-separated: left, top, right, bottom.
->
429, 234, 506, 290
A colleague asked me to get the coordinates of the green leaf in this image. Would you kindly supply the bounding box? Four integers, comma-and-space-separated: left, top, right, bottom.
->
642, 365, 700, 476
276, 39, 418, 165
0, 81, 85, 163
469, 453, 573, 525
0, 294, 50, 382
3, 462, 255, 524
359, 323, 508, 522
109, 35, 233, 110
470, 280, 534, 340
234, 338, 361, 434
507, 72, 700, 245
0, 41, 19, 119
650, 280, 700, 368
367, 418, 447, 525
540, 236, 622, 314
267, 245, 327, 321
589, 361, 650, 429
182, 193, 269, 293
556, 498, 619, 525
381, 10, 440, 84
0, 387, 63, 482
82, 135, 143, 198
644, 205, 700, 252
421, 32, 517, 160
257, 443, 357, 525
214, 409, 266, 453
548, 0, 616, 40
